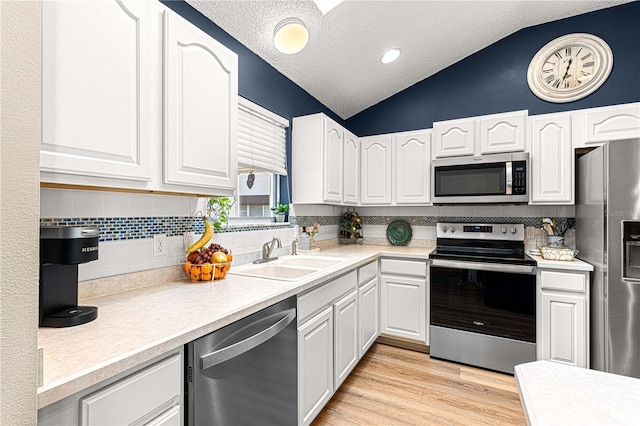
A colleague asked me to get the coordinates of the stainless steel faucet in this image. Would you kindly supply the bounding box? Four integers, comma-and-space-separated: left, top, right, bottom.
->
253, 237, 282, 264
291, 239, 298, 256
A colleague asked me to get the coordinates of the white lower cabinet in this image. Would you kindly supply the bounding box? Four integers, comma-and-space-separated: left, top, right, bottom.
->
298, 263, 381, 426
298, 306, 334, 426
334, 290, 359, 389
380, 259, 427, 344
38, 350, 182, 426
358, 276, 379, 357
537, 268, 589, 368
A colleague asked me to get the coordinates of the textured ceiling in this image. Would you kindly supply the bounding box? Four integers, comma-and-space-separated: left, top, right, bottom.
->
187, 0, 630, 119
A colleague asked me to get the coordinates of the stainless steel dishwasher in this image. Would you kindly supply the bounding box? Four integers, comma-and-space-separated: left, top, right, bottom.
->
185, 296, 297, 425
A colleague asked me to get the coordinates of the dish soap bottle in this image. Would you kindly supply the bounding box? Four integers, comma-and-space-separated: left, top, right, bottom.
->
299, 226, 310, 251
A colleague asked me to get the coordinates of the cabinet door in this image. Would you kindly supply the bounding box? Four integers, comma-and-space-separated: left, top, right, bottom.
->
334, 290, 359, 389
539, 292, 587, 368
343, 130, 360, 204
380, 275, 426, 342
163, 10, 238, 190
145, 405, 181, 426
530, 114, 574, 204
80, 354, 181, 426
584, 103, 640, 143
479, 111, 527, 154
41, 0, 152, 182
298, 307, 334, 426
359, 277, 379, 358
433, 118, 475, 158
395, 131, 432, 204
360, 135, 393, 204
323, 116, 344, 203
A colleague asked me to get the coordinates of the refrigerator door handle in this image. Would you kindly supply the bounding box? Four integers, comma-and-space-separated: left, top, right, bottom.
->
199, 308, 296, 370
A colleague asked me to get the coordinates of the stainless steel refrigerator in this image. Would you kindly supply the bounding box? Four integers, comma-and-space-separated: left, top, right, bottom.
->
576, 138, 640, 378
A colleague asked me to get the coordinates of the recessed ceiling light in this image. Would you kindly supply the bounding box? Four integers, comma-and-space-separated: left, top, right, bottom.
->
274, 18, 309, 54
381, 48, 402, 64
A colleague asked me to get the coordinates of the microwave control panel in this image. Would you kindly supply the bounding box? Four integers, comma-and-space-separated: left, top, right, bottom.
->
512, 161, 527, 195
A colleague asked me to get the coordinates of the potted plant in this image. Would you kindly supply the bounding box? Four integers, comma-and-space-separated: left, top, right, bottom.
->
271, 203, 289, 222
206, 197, 236, 231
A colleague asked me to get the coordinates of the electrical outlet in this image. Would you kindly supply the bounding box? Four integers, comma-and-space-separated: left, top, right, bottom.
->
526, 227, 535, 240
153, 234, 167, 257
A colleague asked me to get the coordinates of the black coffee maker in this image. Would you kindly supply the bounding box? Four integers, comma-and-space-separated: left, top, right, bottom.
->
39, 226, 100, 327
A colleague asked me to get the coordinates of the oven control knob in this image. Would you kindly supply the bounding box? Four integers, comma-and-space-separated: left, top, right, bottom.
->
441, 226, 448, 233
501, 227, 507, 234
450, 226, 456, 233
511, 227, 517, 234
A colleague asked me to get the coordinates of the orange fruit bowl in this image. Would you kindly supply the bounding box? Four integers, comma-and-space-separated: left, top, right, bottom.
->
182, 261, 231, 283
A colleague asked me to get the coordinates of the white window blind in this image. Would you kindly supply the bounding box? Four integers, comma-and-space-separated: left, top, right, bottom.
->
238, 97, 289, 176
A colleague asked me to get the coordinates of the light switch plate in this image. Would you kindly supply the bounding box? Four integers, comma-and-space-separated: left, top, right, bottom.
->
153, 234, 167, 257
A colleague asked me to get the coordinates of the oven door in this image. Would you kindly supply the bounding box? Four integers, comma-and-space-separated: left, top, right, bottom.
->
430, 259, 536, 343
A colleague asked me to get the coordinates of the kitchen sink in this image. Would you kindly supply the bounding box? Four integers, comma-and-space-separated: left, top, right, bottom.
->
277, 255, 345, 269
229, 255, 347, 281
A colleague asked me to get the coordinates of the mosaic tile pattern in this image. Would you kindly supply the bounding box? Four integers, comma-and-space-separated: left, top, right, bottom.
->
360, 216, 574, 229
40, 217, 293, 242
293, 216, 342, 227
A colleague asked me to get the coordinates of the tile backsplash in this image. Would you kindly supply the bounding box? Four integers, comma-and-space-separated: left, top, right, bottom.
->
40, 189, 576, 282
40, 189, 296, 281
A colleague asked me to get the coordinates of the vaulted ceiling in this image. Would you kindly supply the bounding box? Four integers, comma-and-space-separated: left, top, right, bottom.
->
188, 0, 631, 119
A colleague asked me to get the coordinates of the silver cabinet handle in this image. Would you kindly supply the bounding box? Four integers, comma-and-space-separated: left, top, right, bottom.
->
200, 308, 296, 370
430, 259, 535, 275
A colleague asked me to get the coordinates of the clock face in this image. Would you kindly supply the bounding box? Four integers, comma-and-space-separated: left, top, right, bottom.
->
528, 34, 613, 103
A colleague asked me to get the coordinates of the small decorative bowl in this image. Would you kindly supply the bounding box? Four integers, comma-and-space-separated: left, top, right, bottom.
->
539, 246, 579, 261
182, 262, 230, 282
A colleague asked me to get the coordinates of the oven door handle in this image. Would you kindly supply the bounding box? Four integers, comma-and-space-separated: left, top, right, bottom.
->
430, 259, 536, 275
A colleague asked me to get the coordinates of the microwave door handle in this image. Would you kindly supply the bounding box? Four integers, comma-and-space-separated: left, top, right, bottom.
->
430, 259, 535, 275
506, 161, 513, 195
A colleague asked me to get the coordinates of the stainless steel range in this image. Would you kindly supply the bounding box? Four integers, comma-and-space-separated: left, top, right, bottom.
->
429, 222, 537, 374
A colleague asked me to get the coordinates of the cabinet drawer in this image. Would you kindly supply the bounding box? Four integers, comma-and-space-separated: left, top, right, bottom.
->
380, 259, 427, 277
298, 271, 357, 323
358, 261, 378, 285
540, 270, 586, 293
80, 354, 181, 426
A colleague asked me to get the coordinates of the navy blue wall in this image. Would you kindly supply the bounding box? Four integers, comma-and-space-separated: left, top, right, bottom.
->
161, 1, 342, 124
161, 1, 345, 204
346, 2, 640, 136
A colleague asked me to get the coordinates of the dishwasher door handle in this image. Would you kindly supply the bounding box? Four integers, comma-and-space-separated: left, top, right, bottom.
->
431, 259, 536, 275
200, 308, 296, 370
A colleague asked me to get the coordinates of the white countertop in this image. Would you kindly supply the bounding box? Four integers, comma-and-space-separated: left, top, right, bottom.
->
37, 245, 431, 409
515, 360, 640, 425
38, 244, 594, 410
529, 253, 594, 271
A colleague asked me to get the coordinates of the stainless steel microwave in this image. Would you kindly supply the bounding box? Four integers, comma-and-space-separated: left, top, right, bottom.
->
432, 152, 529, 204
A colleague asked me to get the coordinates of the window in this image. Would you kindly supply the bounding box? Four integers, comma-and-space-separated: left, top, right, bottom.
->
233, 97, 288, 220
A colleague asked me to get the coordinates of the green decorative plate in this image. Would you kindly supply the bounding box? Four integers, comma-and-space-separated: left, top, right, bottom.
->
386, 220, 412, 246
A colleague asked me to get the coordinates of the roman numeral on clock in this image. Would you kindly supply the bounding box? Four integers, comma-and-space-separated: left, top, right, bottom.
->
545, 74, 556, 84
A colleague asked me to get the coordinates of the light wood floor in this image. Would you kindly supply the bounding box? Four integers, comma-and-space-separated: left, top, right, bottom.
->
312, 343, 526, 426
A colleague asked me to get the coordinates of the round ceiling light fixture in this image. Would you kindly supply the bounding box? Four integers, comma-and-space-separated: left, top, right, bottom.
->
381, 48, 402, 64
274, 18, 309, 54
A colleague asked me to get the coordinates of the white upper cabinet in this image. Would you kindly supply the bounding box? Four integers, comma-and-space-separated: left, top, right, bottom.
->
323, 117, 345, 203
41, 0, 152, 182
530, 113, 574, 204
394, 130, 432, 204
343, 130, 360, 204
434, 111, 528, 158
433, 117, 476, 158
360, 135, 393, 204
41, 1, 238, 196
292, 113, 359, 205
479, 111, 527, 154
573, 103, 640, 148
163, 9, 238, 191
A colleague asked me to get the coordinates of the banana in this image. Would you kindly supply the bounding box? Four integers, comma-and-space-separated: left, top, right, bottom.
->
186, 218, 213, 253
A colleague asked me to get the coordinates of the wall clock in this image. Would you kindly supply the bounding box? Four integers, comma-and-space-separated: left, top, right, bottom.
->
527, 33, 613, 103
